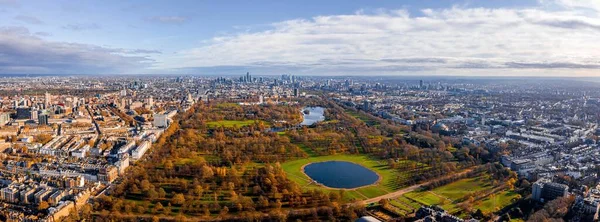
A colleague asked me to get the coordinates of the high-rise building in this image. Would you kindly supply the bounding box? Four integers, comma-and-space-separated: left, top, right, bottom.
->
44, 92, 52, 107
16, 108, 32, 120
0, 112, 10, 125
532, 178, 568, 202
293, 88, 299, 97
30, 109, 38, 120
154, 114, 169, 128
1, 187, 19, 203
38, 113, 49, 125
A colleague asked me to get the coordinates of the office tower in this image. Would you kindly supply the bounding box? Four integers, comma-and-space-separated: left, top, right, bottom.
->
0, 112, 10, 125
45, 92, 52, 107
38, 113, 49, 125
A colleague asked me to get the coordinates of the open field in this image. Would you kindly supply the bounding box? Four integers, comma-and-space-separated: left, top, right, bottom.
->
281, 154, 422, 201
402, 176, 492, 214
477, 190, 520, 214
345, 110, 380, 126
386, 175, 518, 217
214, 102, 240, 109
206, 120, 263, 128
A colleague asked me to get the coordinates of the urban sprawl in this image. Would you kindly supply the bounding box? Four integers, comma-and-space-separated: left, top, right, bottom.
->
0, 75, 599, 221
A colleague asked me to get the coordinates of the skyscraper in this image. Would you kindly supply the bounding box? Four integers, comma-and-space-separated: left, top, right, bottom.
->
38, 113, 49, 125
0, 112, 10, 125
44, 92, 52, 107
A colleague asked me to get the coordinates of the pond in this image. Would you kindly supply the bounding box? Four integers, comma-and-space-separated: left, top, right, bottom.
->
301, 107, 325, 126
303, 161, 379, 189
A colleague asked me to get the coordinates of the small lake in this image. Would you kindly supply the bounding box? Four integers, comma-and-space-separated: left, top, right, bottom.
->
303, 161, 379, 189
301, 107, 325, 126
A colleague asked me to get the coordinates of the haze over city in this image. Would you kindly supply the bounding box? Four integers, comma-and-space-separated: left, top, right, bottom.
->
1, 0, 600, 76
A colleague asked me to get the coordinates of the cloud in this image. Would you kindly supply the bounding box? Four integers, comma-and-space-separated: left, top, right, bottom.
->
127, 49, 162, 54
505, 62, 600, 69
0, 26, 153, 74
14, 15, 44, 25
531, 19, 600, 30
550, 0, 600, 12
146, 16, 188, 24
62, 23, 101, 31
155, 5, 600, 76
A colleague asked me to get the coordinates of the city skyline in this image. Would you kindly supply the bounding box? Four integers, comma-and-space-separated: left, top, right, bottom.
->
1, 0, 600, 76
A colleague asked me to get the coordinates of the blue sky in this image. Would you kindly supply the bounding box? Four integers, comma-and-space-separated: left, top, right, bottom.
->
1, 0, 599, 76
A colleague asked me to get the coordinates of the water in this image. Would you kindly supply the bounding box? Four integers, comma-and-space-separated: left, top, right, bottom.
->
301, 107, 325, 126
303, 161, 379, 189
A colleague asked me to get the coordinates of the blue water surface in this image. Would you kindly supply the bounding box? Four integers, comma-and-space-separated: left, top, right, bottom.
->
303, 161, 379, 189
301, 107, 325, 126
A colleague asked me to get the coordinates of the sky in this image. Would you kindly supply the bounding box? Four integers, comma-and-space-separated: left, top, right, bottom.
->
1, 0, 600, 76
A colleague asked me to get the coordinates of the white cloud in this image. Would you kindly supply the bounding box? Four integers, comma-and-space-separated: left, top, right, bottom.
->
0, 27, 153, 74
551, 0, 600, 12
158, 4, 600, 76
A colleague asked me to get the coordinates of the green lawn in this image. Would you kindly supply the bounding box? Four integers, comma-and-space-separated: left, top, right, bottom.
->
345, 110, 380, 126
174, 156, 206, 166
432, 176, 492, 200
206, 120, 264, 128
476, 190, 520, 214
280, 154, 413, 201
401, 175, 517, 215
404, 191, 457, 212
215, 103, 240, 109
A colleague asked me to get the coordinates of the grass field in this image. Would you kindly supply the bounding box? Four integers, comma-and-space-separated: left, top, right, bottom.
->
174, 156, 206, 166
280, 154, 417, 201
477, 190, 520, 214
214, 103, 240, 109
432, 177, 492, 200
394, 175, 518, 217
345, 110, 380, 126
402, 176, 492, 213
206, 120, 263, 128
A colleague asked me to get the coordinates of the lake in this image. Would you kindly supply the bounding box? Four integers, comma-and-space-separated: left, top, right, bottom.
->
301, 107, 325, 126
303, 161, 379, 189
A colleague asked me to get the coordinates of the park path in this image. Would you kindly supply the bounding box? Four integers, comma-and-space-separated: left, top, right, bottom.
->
361, 167, 475, 204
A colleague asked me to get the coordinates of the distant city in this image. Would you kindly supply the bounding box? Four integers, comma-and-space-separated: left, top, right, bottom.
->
0, 74, 597, 221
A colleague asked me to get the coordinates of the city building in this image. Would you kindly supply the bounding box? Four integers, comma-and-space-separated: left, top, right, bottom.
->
532, 178, 569, 202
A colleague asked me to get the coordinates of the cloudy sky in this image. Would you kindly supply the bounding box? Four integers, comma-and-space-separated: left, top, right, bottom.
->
1, 0, 599, 76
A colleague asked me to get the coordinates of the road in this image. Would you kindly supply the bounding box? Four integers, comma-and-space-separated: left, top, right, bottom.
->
361, 167, 476, 204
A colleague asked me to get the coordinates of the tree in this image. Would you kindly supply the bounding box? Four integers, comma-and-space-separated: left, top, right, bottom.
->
147, 188, 159, 200
219, 206, 229, 217
158, 188, 167, 198
378, 198, 389, 208
80, 204, 92, 219
193, 185, 204, 197
38, 201, 49, 210
164, 203, 172, 215
154, 202, 164, 213
172, 193, 185, 205
165, 160, 174, 171
141, 179, 151, 192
